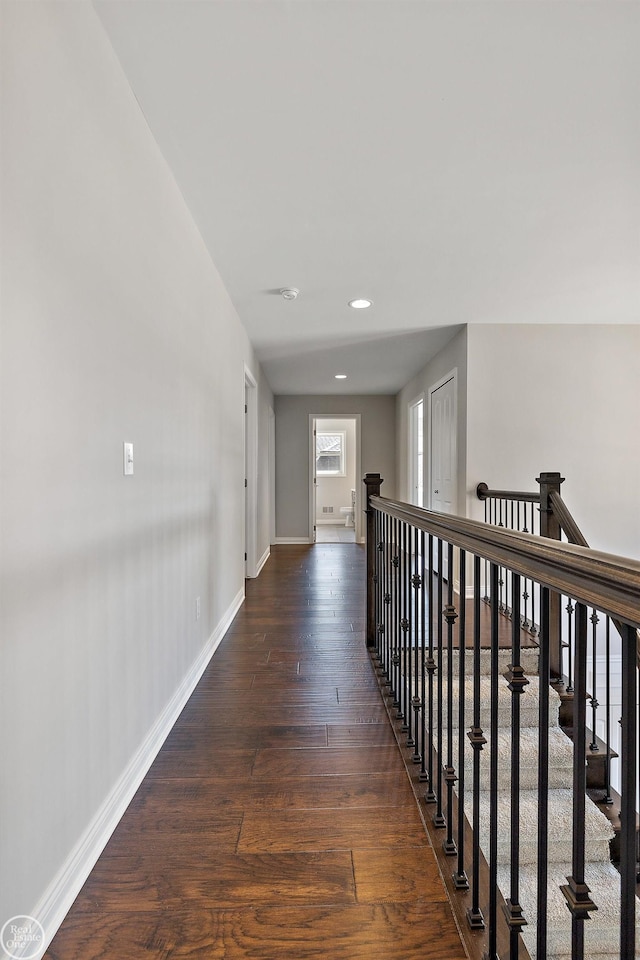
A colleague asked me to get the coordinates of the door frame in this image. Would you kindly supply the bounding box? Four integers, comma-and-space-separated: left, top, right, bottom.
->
309, 414, 362, 543
244, 365, 258, 577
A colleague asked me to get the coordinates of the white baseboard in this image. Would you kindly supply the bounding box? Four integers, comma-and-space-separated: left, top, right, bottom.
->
272, 537, 311, 544
29, 587, 244, 959
255, 546, 270, 576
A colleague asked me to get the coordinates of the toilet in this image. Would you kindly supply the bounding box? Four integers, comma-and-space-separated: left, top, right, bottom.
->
339, 488, 356, 527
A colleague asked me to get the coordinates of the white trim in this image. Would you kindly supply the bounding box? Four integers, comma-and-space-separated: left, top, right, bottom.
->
29, 587, 244, 958
255, 545, 270, 576
273, 536, 312, 544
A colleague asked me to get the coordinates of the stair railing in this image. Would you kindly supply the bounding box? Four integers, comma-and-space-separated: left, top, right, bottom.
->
478, 475, 640, 809
364, 472, 640, 960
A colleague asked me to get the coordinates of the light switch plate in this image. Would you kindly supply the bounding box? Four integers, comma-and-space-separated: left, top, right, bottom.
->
123, 442, 134, 476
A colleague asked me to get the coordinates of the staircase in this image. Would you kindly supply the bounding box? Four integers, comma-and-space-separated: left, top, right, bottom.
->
443, 647, 639, 960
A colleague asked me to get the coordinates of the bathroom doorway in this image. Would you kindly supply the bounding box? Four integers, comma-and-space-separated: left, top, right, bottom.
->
309, 415, 361, 544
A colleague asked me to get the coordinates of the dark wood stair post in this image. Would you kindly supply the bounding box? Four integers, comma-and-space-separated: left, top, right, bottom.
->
364, 473, 383, 648
537, 471, 564, 683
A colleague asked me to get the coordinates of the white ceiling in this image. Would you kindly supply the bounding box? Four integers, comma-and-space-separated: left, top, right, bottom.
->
94, 0, 639, 395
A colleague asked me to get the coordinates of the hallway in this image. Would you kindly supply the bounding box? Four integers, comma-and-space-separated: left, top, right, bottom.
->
44, 544, 467, 960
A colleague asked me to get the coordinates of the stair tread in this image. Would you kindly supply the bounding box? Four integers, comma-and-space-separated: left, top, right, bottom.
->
476, 788, 615, 864
498, 861, 640, 959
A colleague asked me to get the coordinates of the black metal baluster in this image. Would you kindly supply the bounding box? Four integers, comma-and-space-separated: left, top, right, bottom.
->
619, 623, 637, 960
399, 521, 408, 727
382, 513, 391, 683
433, 538, 446, 829
565, 599, 575, 693
484, 562, 500, 960
419, 530, 427, 777
374, 510, 382, 663
404, 521, 411, 734
589, 610, 599, 752
411, 526, 422, 762
504, 574, 528, 957
537, 587, 550, 960
521, 580, 529, 632
443, 541, 457, 855
468, 553, 485, 928
497, 501, 505, 614
560, 602, 596, 960
425, 534, 436, 803
454, 549, 469, 889
483, 498, 490, 603
603, 617, 613, 806
530, 572, 538, 638
390, 518, 399, 704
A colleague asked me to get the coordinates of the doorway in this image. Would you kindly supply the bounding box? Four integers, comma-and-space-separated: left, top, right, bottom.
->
309, 415, 361, 543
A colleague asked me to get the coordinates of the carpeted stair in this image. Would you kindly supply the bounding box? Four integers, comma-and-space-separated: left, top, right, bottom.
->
435, 647, 639, 959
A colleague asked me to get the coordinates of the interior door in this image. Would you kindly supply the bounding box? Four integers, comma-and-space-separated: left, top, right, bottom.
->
430, 376, 456, 514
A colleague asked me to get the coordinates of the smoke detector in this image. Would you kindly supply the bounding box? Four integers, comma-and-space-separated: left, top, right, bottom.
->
280, 288, 299, 300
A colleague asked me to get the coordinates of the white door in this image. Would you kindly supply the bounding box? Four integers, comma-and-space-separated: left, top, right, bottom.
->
244, 385, 249, 575
310, 418, 317, 543
430, 375, 456, 514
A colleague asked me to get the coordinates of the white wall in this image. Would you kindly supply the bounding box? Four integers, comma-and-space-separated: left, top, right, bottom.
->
0, 1, 272, 945
396, 328, 468, 514
275, 395, 396, 540
315, 418, 357, 521
465, 324, 640, 559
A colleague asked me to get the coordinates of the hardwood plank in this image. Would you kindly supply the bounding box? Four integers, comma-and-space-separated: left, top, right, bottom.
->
146, 745, 256, 779
326, 723, 397, 747
127, 771, 419, 813
107, 808, 243, 854
75, 851, 356, 909
46, 903, 467, 960
252, 745, 400, 779
352, 847, 447, 903
237, 808, 428, 852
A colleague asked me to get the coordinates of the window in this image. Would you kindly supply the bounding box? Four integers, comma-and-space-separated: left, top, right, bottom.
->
409, 398, 424, 507
316, 431, 346, 476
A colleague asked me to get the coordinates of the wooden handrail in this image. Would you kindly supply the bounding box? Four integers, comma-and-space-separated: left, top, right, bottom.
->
476, 482, 540, 504
548, 490, 589, 547
370, 495, 640, 629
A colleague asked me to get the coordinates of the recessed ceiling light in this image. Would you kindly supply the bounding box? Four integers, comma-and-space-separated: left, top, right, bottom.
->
335, 374, 347, 379
280, 287, 299, 300
348, 298, 372, 309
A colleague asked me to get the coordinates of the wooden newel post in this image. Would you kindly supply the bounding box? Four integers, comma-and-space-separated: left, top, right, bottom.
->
364, 473, 383, 648
537, 471, 565, 683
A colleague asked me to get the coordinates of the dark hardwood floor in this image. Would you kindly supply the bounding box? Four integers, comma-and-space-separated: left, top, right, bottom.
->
44, 544, 467, 960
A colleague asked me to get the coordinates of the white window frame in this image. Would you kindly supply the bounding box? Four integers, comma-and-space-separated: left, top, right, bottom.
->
315, 430, 347, 477
408, 395, 424, 507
